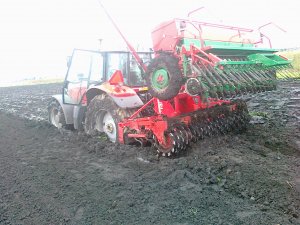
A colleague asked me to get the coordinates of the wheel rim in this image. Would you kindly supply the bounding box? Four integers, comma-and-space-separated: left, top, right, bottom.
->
102, 111, 117, 143
152, 68, 170, 91
50, 107, 60, 128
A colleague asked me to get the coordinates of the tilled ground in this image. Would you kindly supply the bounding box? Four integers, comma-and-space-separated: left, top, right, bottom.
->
0, 81, 299, 225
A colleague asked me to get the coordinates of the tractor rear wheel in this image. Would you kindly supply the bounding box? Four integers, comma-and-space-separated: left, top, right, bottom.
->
84, 94, 130, 143
146, 54, 182, 100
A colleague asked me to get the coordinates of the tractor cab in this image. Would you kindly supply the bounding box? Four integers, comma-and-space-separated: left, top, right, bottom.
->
63, 49, 152, 105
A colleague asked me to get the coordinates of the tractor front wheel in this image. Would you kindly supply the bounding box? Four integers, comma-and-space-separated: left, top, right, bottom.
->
48, 99, 68, 129
85, 94, 129, 143
146, 54, 182, 100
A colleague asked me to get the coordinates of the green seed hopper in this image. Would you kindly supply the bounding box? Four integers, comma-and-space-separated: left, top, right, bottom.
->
147, 18, 299, 100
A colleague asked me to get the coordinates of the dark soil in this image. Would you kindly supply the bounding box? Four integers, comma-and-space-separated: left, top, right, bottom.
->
0, 81, 299, 225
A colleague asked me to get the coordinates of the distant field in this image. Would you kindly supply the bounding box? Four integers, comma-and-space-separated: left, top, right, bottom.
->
280, 49, 300, 70
276, 49, 300, 78
0, 78, 64, 87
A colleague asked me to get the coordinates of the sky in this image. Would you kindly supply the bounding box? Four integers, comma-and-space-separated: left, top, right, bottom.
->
0, 0, 299, 83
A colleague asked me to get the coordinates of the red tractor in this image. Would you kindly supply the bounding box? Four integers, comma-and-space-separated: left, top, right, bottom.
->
49, 8, 298, 156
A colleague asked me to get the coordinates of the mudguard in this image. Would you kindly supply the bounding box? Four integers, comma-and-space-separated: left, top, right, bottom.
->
73, 105, 86, 130
86, 82, 144, 109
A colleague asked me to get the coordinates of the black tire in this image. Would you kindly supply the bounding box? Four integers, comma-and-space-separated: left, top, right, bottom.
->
84, 94, 132, 143
146, 53, 182, 100
48, 99, 73, 129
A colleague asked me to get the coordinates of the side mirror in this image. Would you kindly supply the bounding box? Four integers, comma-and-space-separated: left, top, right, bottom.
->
66, 56, 72, 68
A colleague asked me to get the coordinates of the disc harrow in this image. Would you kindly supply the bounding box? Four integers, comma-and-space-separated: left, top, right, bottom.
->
154, 100, 250, 156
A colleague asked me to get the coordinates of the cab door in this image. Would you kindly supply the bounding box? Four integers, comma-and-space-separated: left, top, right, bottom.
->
63, 49, 104, 105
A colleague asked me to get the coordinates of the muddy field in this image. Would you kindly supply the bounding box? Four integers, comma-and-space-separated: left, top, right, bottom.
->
0, 81, 299, 225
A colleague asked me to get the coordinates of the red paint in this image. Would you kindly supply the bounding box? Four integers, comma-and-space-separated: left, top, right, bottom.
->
117, 93, 232, 145
109, 92, 135, 97
68, 87, 87, 104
